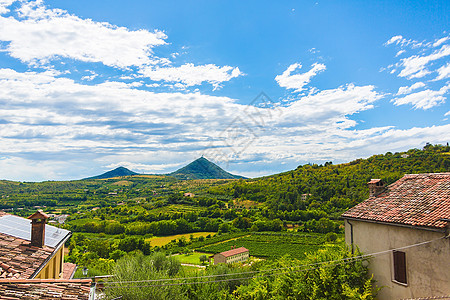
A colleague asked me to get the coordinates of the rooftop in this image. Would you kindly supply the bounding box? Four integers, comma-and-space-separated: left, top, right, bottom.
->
0, 278, 92, 299
62, 263, 77, 280
219, 247, 249, 257
0, 212, 72, 279
342, 173, 450, 229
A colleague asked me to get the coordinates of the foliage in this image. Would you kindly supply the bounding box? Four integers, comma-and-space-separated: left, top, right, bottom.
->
105, 252, 184, 300
105, 246, 377, 300
233, 246, 378, 299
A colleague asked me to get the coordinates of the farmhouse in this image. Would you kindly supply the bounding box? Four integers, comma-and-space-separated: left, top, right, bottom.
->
342, 173, 450, 300
212, 247, 249, 265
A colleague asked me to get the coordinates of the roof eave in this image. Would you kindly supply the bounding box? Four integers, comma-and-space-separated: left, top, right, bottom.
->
30, 231, 73, 279
341, 216, 447, 233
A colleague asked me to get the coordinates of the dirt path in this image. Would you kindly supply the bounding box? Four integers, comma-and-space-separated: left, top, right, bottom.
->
181, 263, 206, 268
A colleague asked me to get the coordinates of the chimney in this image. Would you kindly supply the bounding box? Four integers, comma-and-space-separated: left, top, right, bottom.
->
368, 179, 385, 197
27, 210, 49, 247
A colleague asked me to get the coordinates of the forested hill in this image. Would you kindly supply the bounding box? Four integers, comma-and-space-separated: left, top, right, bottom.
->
85, 166, 138, 179
209, 144, 450, 218
169, 157, 246, 180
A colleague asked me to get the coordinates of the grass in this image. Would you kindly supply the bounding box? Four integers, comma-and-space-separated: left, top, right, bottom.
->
175, 252, 211, 265
148, 232, 216, 247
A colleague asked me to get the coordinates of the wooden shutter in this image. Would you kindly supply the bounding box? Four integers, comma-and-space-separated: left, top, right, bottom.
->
393, 251, 407, 284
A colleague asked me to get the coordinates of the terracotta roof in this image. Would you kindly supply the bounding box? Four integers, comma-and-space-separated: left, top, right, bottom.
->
0, 279, 92, 299
0, 212, 71, 279
219, 247, 249, 257
342, 173, 450, 229
368, 179, 382, 184
0, 232, 54, 279
62, 263, 77, 280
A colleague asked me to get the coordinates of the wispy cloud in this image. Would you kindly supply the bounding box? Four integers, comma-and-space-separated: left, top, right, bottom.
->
275, 62, 326, 92
396, 82, 426, 95
392, 83, 450, 110
140, 63, 243, 89
435, 63, 450, 81
398, 44, 450, 79
385, 34, 450, 80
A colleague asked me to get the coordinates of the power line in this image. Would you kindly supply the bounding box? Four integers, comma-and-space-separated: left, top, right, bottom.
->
104, 236, 445, 289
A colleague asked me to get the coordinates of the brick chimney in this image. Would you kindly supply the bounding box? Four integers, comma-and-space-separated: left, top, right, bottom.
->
368, 179, 385, 197
27, 210, 49, 247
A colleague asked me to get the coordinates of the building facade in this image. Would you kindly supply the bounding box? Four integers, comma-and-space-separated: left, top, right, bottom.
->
212, 247, 249, 265
342, 173, 450, 300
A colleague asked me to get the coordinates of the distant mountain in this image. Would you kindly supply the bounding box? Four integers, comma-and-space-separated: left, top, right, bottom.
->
85, 166, 139, 180
169, 157, 246, 180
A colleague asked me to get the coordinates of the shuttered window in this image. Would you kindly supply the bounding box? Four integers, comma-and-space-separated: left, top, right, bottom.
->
393, 250, 407, 284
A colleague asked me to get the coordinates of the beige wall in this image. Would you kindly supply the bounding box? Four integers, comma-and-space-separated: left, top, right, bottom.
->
345, 220, 449, 300
226, 252, 249, 264
213, 252, 249, 265
214, 254, 227, 265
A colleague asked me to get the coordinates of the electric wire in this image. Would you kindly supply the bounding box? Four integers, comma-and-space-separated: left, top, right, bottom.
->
104, 235, 445, 289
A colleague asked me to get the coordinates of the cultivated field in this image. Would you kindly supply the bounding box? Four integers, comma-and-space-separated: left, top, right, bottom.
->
148, 232, 216, 247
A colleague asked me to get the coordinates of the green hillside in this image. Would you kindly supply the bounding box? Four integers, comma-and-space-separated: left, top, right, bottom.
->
85, 166, 139, 179
209, 143, 450, 219
169, 157, 246, 180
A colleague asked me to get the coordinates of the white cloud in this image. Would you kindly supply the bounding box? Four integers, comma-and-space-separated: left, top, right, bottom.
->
435, 63, 450, 81
396, 82, 426, 95
385, 35, 404, 46
0, 66, 448, 181
275, 62, 326, 92
140, 63, 243, 89
0, 1, 167, 68
433, 37, 449, 48
105, 161, 181, 173
392, 84, 450, 109
398, 44, 450, 79
0, 0, 15, 14
445, 111, 450, 117
0, 68, 391, 180
384, 35, 425, 48
0, 1, 244, 90
396, 50, 406, 57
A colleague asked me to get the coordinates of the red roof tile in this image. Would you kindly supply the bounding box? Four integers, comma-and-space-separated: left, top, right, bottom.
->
342, 173, 450, 229
62, 263, 77, 280
0, 279, 92, 299
0, 232, 54, 279
219, 247, 249, 257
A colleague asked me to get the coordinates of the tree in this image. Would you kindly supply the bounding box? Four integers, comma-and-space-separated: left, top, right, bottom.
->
199, 254, 208, 265
234, 246, 378, 300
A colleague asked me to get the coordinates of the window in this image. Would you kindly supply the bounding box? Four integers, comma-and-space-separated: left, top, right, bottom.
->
393, 251, 407, 284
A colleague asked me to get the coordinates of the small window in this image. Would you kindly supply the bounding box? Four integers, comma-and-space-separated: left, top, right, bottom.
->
393, 251, 407, 284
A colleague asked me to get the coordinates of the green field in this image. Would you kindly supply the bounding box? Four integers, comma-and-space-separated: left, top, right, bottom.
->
197, 232, 338, 259
174, 252, 211, 265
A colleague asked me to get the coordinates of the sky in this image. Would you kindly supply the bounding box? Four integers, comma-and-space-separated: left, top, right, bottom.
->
0, 0, 449, 181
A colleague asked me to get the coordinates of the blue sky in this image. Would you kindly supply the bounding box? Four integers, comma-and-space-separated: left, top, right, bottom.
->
0, 0, 449, 181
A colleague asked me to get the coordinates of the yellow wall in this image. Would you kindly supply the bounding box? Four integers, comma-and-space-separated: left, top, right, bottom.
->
34, 246, 65, 279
